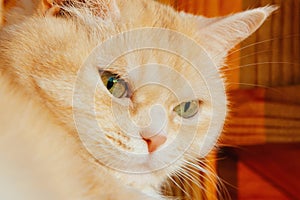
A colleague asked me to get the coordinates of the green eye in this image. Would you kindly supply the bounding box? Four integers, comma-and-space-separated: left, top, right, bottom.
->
174, 100, 199, 119
100, 71, 128, 98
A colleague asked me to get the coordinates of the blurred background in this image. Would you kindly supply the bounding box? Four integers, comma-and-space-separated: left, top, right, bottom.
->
158, 0, 300, 199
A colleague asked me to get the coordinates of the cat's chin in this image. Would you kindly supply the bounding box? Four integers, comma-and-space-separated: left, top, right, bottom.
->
112, 168, 169, 198
104, 152, 182, 198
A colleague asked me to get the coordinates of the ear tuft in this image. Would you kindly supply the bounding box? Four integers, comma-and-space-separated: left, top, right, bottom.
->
244, 6, 279, 31
257, 5, 279, 17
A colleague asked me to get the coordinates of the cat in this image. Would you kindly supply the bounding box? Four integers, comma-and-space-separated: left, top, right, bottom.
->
0, 0, 277, 199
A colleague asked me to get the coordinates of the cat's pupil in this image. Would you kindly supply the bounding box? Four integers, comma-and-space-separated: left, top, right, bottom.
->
184, 102, 191, 112
174, 100, 199, 119
107, 77, 117, 90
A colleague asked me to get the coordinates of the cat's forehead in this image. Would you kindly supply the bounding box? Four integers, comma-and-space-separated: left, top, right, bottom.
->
99, 49, 216, 102
90, 12, 221, 103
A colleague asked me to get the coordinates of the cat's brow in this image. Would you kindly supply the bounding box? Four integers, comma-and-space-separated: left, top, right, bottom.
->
98, 65, 128, 77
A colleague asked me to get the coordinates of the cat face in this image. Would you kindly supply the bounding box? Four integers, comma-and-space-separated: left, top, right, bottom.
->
69, 1, 275, 190
0, 0, 277, 195
73, 28, 227, 173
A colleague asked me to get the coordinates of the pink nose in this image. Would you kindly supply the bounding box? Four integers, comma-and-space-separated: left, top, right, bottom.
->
142, 135, 167, 153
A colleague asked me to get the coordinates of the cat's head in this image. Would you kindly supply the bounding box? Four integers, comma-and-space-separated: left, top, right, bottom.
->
0, 0, 277, 196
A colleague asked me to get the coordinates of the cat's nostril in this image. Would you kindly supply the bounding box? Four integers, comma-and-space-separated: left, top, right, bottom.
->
141, 134, 167, 153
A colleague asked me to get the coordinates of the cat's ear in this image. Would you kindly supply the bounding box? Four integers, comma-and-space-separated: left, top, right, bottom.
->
37, 0, 61, 16
194, 6, 278, 66
37, 0, 120, 20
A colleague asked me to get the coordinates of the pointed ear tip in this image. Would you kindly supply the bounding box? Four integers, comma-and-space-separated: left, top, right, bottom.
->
256, 5, 279, 17
243, 5, 279, 25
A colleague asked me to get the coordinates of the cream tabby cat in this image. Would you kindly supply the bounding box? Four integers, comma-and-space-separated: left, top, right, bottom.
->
0, 0, 276, 199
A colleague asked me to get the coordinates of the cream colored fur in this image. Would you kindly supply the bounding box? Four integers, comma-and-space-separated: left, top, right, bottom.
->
0, 75, 157, 200
0, 0, 277, 199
